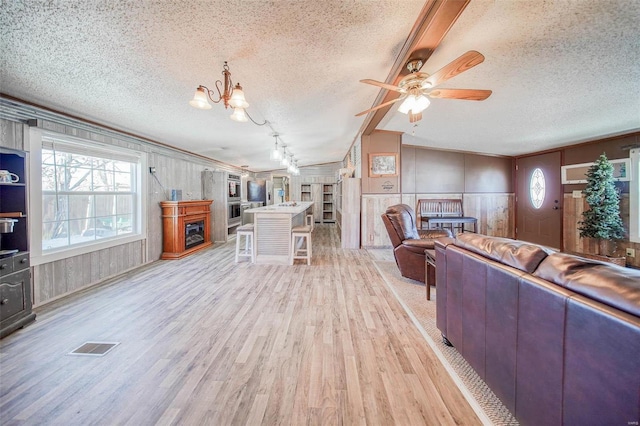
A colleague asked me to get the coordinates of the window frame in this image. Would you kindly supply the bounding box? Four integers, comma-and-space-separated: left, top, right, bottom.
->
630, 149, 639, 243
29, 128, 147, 266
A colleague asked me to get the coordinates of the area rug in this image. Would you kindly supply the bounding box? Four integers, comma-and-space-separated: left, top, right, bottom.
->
369, 250, 519, 426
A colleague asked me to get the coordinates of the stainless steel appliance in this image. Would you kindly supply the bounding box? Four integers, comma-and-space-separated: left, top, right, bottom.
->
228, 201, 241, 226
227, 173, 241, 202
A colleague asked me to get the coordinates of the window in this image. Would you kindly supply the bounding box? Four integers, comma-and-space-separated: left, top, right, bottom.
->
529, 168, 545, 209
630, 149, 639, 243
40, 136, 143, 253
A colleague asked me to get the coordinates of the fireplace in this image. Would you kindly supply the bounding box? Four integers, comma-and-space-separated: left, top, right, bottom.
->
185, 220, 205, 250
160, 200, 212, 259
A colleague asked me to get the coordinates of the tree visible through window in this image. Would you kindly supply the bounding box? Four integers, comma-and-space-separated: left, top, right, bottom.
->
41, 139, 139, 251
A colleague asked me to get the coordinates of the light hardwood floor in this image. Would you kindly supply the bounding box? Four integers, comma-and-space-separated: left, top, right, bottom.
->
0, 225, 481, 425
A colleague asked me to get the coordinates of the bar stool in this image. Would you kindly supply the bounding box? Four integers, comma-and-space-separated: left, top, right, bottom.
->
291, 224, 312, 265
305, 213, 314, 232
235, 224, 255, 263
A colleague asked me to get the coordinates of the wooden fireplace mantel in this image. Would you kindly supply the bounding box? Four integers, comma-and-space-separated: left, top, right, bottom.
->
160, 200, 213, 259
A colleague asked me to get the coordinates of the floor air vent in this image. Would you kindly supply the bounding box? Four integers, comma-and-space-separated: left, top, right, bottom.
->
69, 342, 119, 357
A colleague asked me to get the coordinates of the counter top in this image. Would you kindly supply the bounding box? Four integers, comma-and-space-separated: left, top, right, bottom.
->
245, 201, 313, 215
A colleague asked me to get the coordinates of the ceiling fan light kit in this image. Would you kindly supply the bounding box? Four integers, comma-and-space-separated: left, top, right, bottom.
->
356, 50, 492, 123
398, 94, 430, 115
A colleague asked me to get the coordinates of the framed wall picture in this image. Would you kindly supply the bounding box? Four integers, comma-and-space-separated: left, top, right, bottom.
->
369, 153, 398, 177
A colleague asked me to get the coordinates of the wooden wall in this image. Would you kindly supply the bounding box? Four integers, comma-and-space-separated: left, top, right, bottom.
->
559, 132, 640, 267
393, 145, 515, 247
32, 240, 144, 304
402, 146, 514, 193
0, 116, 241, 306
0, 119, 26, 150
360, 141, 515, 248
361, 194, 402, 247
360, 131, 402, 194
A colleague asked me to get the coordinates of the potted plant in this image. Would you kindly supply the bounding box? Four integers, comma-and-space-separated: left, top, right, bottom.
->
578, 153, 626, 265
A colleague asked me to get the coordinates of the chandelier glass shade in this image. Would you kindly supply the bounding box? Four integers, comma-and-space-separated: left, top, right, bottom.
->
230, 107, 248, 122
229, 84, 249, 109
189, 86, 213, 110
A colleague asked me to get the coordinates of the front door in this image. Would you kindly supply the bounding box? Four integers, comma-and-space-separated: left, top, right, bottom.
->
516, 152, 562, 248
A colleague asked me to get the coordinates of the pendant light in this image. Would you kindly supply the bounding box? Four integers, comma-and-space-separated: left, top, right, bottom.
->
271, 134, 282, 161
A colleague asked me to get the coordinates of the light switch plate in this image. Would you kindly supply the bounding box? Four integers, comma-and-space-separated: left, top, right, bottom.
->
626, 248, 635, 257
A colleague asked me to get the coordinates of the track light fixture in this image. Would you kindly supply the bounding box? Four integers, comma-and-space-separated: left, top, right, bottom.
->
270, 134, 299, 175
271, 134, 282, 161
280, 146, 289, 167
189, 61, 267, 126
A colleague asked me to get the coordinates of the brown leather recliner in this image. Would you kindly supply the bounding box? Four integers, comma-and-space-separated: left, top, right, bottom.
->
381, 204, 453, 282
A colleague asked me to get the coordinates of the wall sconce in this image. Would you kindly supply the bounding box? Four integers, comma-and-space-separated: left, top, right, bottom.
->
189, 61, 266, 126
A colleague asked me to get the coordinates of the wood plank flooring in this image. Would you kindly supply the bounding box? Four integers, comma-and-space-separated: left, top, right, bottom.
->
0, 225, 481, 425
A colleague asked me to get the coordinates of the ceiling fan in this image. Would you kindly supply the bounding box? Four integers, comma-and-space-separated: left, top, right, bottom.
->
356, 50, 492, 123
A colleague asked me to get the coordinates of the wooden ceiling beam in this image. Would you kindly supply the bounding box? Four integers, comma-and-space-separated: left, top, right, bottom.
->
360, 0, 470, 136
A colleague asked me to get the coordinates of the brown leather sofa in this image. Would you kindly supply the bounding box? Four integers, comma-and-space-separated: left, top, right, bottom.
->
435, 233, 640, 425
381, 204, 452, 282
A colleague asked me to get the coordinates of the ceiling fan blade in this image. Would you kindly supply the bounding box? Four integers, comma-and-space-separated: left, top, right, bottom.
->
424, 51, 485, 88
355, 96, 405, 117
360, 79, 404, 93
428, 88, 492, 101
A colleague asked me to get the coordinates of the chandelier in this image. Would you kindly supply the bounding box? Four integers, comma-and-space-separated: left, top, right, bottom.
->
189, 61, 266, 126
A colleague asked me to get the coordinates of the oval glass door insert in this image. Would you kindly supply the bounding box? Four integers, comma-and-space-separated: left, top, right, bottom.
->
530, 168, 545, 209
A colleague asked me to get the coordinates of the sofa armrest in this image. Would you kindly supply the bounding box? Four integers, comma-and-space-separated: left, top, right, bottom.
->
435, 237, 455, 250
402, 238, 436, 253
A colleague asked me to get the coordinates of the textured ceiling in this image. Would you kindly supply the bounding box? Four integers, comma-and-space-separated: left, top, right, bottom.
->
1, 1, 639, 172
382, 0, 640, 155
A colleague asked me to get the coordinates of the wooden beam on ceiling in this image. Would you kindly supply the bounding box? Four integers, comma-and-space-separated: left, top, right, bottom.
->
360, 0, 470, 136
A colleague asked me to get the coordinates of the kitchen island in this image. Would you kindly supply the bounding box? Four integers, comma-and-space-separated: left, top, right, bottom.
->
244, 201, 313, 264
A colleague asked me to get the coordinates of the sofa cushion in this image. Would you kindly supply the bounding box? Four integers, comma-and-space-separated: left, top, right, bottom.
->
454, 233, 552, 274
534, 252, 640, 317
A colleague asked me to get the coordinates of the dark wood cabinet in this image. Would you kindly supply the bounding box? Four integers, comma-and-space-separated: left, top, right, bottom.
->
1, 147, 35, 338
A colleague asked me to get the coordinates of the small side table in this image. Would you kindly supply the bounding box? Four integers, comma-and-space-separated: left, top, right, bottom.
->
425, 249, 436, 301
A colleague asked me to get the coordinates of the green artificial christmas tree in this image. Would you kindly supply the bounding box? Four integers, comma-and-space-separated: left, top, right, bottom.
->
578, 153, 625, 256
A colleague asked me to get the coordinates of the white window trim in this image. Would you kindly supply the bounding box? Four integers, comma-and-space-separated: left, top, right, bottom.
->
28, 128, 148, 266
630, 149, 639, 243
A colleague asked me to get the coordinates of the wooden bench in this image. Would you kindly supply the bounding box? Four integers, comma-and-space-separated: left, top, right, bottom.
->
417, 199, 477, 234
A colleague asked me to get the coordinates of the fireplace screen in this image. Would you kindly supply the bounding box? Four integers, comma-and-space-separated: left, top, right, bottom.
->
185, 220, 205, 250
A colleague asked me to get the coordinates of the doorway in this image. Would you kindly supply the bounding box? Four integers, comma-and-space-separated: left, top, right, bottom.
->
515, 152, 562, 249
272, 175, 289, 204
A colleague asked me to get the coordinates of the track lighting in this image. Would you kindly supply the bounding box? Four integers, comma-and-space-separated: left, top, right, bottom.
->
271, 134, 282, 161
